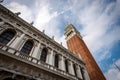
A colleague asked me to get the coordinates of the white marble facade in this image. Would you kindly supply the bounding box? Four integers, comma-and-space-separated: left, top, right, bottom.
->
0, 4, 90, 80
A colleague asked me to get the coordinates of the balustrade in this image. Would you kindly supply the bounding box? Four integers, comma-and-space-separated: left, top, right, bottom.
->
0, 43, 79, 80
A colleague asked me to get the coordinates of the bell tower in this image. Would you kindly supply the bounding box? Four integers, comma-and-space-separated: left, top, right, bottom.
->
64, 24, 106, 80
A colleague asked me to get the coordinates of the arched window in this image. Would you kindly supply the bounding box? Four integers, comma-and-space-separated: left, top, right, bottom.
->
20, 40, 33, 55
65, 59, 69, 73
40, 48, 48, 62
54, 54, 59, 68
73, 64, 77, 76
0, 29, 16, 45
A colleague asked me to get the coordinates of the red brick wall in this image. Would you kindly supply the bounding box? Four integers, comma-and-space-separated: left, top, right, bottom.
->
67, 35, 106, 80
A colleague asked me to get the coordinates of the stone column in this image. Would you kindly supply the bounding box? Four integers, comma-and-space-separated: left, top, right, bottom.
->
82, 68, 90, 80
9, 33, 25, 50
69, 61, 75, 75
7, 33, 25, 54
48, 49, 54, 65
32, 42, 41, 59
59, 55, 65, 71
76, 65, 83, 79
46, 48, 51, 64
38, 46, 44, 59
0, 21, 4, 26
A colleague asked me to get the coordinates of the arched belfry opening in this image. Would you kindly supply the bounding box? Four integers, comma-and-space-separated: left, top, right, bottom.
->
0, 29, 16, 45
40, 48, 48, 62
20, 40, 34, 55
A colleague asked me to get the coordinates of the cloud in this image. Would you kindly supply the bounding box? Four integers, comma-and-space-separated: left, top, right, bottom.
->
105, 59, 120, 80
34, 4, 58, 29
33, 1, 60, 38
116, 59, 120, 67
67, 0, 120, 62
33, 0, 69, 47
6, 0, 120, 62
3, 0, 120, 80
78, 0, 118, 52
4, 0, 67, 48
88, 25, 120, 62
97, 50, 111, 62
6, 2, 34, 22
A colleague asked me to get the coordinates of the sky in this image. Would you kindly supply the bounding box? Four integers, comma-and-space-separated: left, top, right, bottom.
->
1, 0, 120, 80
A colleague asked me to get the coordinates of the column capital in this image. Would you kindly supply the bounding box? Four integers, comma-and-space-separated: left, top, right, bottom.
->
59, 54, 63, 60
34, 40, 41, 47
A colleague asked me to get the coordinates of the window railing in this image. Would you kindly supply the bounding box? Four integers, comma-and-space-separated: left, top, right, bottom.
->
0, 42, 79, 80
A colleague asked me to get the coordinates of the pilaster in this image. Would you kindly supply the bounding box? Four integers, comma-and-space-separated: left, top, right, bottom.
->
59, 55, 65, 71
69, 60, 75, 75
9, 33, 25, 50
48, 49, 54, 65
76, 65, 83, 79
32, 42, 41, 59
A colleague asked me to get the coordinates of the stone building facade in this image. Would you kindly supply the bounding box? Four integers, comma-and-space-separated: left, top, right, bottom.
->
0, 4, 90, 80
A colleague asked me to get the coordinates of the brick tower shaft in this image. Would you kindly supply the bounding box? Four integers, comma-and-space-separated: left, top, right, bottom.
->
64, 24, 106, 80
